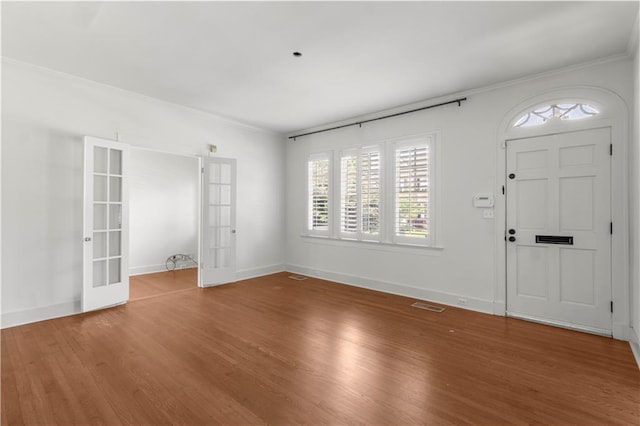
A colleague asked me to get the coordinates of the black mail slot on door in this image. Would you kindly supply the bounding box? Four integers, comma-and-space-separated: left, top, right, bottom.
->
535, 235, 574, 245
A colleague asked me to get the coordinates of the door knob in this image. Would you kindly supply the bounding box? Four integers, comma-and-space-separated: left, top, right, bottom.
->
508, 229, 516, 235
508, 236, 516, 242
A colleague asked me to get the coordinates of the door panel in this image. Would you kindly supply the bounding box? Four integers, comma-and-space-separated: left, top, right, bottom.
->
201, 157, 236, 286
506, 127, 611, 334
83, 137, 129, 311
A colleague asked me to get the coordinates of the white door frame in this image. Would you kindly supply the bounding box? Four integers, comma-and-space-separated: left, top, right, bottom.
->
128, 146, 203, 287
495, 86, 630, 340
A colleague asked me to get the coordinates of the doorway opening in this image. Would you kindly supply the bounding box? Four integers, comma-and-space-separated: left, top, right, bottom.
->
128, 148, 200, 301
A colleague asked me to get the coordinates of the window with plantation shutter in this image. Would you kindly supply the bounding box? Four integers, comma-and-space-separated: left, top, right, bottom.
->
303, 132, 439, 248
360, 150, 380, 237
395, 142, 430, 245
339, 148, 381, 240
340, 153, 358, 235
307, 155, 330, 234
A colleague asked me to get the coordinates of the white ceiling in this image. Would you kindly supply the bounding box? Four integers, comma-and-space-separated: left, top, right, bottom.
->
2, 1, 638, 134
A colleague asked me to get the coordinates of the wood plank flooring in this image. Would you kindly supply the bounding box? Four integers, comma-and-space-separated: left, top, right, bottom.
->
129, 269, 196, 301
2, 272, 639, 425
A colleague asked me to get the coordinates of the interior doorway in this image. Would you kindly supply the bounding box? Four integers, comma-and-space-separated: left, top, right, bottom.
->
128, 147, 200, 301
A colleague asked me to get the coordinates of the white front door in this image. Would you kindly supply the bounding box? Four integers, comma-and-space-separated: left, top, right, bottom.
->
506, 127, 611, 335
201, 157, 236, 286
83, 136, 129, 312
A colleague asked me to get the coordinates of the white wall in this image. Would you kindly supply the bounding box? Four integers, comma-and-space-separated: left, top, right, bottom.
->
285, 58, 633, 315
630, 11, 640, 356
129, 149, 198, 275
1, 59, 285, 327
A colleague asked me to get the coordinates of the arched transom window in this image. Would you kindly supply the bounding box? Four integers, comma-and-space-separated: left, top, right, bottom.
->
514, 103, 599, 128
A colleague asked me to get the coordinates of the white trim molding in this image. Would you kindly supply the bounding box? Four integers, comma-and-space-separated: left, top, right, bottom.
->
235, 264, 286, 281
495, 86, 630, 340
629, 326, 640, 369
1, 300, 81, 329
286, 263, 494, 314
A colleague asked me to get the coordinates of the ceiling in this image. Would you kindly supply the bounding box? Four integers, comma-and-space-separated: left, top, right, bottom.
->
2, 1, 638, 134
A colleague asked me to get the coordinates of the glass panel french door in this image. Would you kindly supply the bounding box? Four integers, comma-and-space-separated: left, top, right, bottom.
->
83, 136, 129, 311
201, 157, 236, 286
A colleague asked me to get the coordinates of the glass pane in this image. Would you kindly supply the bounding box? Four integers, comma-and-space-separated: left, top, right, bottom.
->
220, 206, 231, 227
94, 204, 107, 230
93, 232, 107, 259
220, 163, 231, 184
209, 163, 220, 184
109, 149, 122, 175
109, 177, 122, 202
209, 184, 220, 205
209, 227, 219, 249
208, 208, 218, 226
108, 258, 121, 285
94, 175, 107, 202
219, 227, 231, 247
109, 231, 121, 257
94, 147, 108, 174
109, 204, 122, 229
208, 248, 217, 268
220, 184, 231, 205
93, 260, 107, 287
217, 248, 230, 268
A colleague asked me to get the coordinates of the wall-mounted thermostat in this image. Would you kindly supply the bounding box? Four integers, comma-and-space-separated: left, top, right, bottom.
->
473, 194, 494, 208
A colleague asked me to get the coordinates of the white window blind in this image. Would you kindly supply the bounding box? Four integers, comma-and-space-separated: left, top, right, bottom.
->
340, 154, 358, 235
395, 144, 430, 242
360, 150, 380, 237
339, 148, 381, 240
308, 156, 330, 232
304, 133, 438, 247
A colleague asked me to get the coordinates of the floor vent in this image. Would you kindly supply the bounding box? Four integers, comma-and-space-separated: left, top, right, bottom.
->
288, 275, 308, 281
411, 302, 445, 313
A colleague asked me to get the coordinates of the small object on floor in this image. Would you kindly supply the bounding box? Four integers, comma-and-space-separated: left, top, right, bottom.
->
166, 254, 198, 271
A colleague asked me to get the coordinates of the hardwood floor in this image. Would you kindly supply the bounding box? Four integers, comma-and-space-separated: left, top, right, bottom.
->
2, 272, 639, 425
129, 268, 196, 301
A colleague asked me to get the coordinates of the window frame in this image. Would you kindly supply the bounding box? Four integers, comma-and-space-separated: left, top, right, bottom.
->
337, 145, 383, 242
302, 131, 441, 249
390, 135, 437, 247
306, 152, 332, 237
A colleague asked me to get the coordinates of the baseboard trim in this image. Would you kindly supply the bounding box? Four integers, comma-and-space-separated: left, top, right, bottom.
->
629, 327, 640, 369
285, 264, 494, 314
1, 300, 81, 329
236, 264, 286, 281
130, 264, 167, 275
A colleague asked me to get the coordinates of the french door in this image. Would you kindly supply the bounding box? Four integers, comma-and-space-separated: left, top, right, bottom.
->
506, 127, 611, 334
82, 136, 129, 312
201, 157, 236, 286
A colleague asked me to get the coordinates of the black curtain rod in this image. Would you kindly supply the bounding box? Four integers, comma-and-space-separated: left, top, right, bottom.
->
289, 97, 467, 140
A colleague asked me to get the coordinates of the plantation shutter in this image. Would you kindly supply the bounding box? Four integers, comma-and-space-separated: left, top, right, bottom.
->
360, 150, 380, 237
395, 143, 429, 243
340, 153, 358, 235
308, 156, 330, 233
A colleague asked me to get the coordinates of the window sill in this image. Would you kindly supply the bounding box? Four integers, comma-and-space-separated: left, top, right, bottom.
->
300, 234, 444, 256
